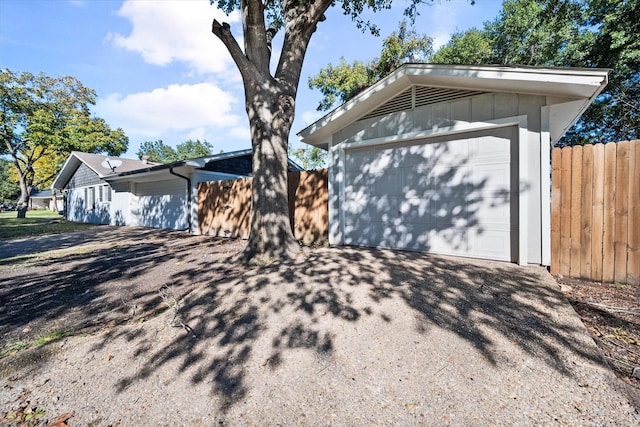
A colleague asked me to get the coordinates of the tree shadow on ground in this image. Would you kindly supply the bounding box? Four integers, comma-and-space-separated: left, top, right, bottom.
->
0, 227, 235, 349
113, 245, 605, 413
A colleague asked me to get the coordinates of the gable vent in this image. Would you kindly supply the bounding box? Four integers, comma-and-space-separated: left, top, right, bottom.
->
360, 85, 486, 120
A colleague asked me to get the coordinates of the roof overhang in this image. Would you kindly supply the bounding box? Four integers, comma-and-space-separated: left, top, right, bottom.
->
298, 64, 610, 148
52, 153, 85, 190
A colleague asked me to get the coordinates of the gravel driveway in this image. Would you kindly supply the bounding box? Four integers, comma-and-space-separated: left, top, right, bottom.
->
0, 227, 638, 425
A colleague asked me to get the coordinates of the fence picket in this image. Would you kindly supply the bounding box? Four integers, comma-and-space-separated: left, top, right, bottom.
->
614, 141, 630, 282
591, 143, 605, 282
570, 146, 583, 276
559, 147, 573, 276
580, 145, 593, 278
602, 143, 617, 282
550, 148, 562, 275
628, 141, 640, 285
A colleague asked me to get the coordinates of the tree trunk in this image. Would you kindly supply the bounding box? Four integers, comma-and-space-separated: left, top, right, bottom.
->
16, 188, 29, 219
211, 1, 331, 262
238, 83, 300, 262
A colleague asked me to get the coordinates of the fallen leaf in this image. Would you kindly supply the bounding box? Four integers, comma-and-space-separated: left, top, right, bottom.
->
45, 411, 74, 427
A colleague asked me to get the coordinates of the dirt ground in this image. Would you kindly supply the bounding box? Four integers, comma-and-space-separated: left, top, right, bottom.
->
557, 275, 640, 403
0, 226, 638, 426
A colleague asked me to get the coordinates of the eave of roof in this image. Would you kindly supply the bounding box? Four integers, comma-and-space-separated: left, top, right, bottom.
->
297, 63, 610, 148
51, 151, 152, 189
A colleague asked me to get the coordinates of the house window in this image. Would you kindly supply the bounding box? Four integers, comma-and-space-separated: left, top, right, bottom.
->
86, 187, 95, 210
105, 185, 112, 202
98, 186, 103, 202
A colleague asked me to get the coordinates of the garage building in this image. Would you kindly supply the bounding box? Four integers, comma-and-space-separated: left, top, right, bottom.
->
298, 64, 609, 266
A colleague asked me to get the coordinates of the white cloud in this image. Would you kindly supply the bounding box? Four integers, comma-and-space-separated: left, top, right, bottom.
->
95, 82, 242, 141
225, 126, 250, 142
301, 109, 323, 126
107, 0, 240, 74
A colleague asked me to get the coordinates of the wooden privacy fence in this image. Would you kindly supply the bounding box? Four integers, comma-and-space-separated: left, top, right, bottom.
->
198, 169, 329, 244
551, 140, 639, 284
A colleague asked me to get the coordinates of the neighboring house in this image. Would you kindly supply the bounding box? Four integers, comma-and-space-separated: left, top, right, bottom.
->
29, 189, 58, 211
298, 64, 609, 266
52, 150, 303, 234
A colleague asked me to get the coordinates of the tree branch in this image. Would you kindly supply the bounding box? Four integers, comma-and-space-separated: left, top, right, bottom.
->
212, 19, 261, 83
241, 0, 271, 74
275, 0, 332, 93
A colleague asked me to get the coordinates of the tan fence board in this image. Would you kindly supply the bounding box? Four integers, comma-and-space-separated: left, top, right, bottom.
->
550, 148, 562, 275
614, 141, 630, 282
570, 146, 583, 276
602, 142, 617, 282
580, 144, 593, 278
591, 143, 605, 281
628, 141, 640, 285
559, 147, 573, 275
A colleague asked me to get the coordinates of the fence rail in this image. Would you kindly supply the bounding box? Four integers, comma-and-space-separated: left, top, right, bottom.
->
551, 140, 639, 284
198, 169, 329, 244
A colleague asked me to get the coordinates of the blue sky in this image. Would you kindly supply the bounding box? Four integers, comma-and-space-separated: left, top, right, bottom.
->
0, 0, 504, 159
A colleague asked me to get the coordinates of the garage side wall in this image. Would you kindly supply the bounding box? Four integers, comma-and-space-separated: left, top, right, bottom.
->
330, 92, 546, 264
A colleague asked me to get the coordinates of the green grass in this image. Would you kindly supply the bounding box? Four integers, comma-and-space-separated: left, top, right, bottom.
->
0, 329, 75, 358
33, 329, 73, 346
0, 210, 96, 240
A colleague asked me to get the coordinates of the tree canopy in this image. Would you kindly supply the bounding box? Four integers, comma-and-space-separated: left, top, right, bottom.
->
136, 139, 214, 164
0, 69, 128, 217
431, 0, 639, 145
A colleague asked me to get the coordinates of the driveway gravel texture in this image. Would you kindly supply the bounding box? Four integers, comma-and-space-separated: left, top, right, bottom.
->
0, 226, 638, 426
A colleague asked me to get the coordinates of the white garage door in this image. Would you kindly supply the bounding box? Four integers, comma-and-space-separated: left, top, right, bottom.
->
343, 126, 517, 261
134, 179, 188, 230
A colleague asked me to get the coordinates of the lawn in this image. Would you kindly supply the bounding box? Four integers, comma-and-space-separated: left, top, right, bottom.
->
0, 210, 96, 240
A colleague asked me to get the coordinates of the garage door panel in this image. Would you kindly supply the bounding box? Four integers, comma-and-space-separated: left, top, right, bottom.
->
468, 227, 511, 261
344, 126, 515, 261
470, 134, 511, 160
346, 148, 372, 172
346, 220, 469, 255
469, 162, 510, 190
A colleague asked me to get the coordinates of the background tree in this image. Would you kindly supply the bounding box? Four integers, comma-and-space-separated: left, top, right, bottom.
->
560, 0, 639, 145
136, 140, 178, 163
289, 144, 326, 170
0, 159, 20, 205
430, 0, 639, 145
176, 139, 214, 160
309, 21, 433, 112
0, 69, 128, 217
137, 139, 214, 163
210, 0, 445, 261
430, 28, 493, 64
